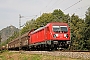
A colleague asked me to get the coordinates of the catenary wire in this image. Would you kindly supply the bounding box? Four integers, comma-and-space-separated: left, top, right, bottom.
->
63, 0, 82, 11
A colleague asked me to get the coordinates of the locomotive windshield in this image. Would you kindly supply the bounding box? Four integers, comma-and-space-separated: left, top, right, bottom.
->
53, 26, 68, 32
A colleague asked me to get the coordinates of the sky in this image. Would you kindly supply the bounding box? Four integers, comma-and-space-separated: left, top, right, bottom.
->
0, 0, 90, 30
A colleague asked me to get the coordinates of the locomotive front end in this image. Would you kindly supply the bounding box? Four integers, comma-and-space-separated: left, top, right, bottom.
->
51, 23, 71, 49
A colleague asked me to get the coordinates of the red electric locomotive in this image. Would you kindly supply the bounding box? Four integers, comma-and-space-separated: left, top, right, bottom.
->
28, 22, 70, 50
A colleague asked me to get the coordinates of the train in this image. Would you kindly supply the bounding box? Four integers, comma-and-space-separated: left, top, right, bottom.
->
1, 22, 71, 51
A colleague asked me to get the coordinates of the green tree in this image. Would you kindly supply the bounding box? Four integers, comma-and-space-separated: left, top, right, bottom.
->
70, 14, 85, 50
84, 7, 90, 40
84, 7, 90, 50
52, 9, 65, 22
35, 13, 54, 28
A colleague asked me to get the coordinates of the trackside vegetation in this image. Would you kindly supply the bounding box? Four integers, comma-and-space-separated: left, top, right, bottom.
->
1, 7, 90, 50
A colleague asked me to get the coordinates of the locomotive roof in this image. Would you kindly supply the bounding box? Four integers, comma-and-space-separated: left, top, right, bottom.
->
30, 26, 45, 34
30, 22, 68, 34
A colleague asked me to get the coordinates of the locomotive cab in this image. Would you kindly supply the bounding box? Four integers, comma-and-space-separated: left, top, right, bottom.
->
53, 26, 68, 38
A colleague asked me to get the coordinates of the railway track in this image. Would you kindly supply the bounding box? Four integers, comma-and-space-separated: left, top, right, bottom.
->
10, 50, 90, 60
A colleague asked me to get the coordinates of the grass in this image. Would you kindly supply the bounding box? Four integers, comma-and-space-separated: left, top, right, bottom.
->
0, 55, 6, 60
0, 51, 88, 60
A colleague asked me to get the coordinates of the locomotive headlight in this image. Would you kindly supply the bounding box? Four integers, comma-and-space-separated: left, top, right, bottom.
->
64, 34, 68, 38
56, 34, 58, 37
53, 34, 58, 38
64, 34, 67, 37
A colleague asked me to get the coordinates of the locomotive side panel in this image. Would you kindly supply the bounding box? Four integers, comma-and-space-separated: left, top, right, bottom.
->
45, 25, 52, 41
38, 29, 45, 42
30, 33, 36, 44
30, 28, 46, 44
